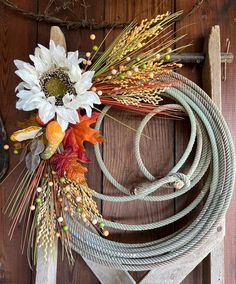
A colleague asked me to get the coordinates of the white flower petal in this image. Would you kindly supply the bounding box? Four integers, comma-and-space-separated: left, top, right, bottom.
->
56, 107, 79, 124
75, 91, 101, 107
69, 65, 82, 83
15, 69, 40, 87
62, 93, 77, 109
82, 105, 92, 117
67, 51, 79, 65
74, 71, 94, 94
57, 115, 69, 131
38, 101, 55, 123
15, 82, 25, 92
14, 60, 26, 69
16, 99, 26, 110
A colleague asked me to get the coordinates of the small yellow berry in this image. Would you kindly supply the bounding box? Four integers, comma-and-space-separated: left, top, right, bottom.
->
86, 52, 91, 58
48, 181, 53, 187
111, 69, 117, 75
36, 187, 42, 193
3, 144, 9, 150
65, 185, 71, 192
126, 71, 132, 77
35, 197, 42, 204
118, 74, 125, 80
156, 53, 161, 60
126, 57, 131, 62
103, 230, 109, 237
107, 75, 112, 80
165, 54, 171, 61
62, 224, 69, 231
133, 66, 139, 72
13, 149, 19, 155
57, 216, 63, 223
81, 212, 86, 219
83, 59, 87, 65
90, 34, 96, 40
149, 72, 154, 79
137, 42, 142, 48
99, 221, 105, 229
166, 47, 172, 53
56, 232, 60, 238
60, 177, 66, 183
66, 193, 71, 199
76, 196, 81, 203
97, 90, 103, 96
92, 45, 98, 52
91, 87, 97, 92
30, 205, 36, 211
87, 60, 92, 65
58, 197, 63, 203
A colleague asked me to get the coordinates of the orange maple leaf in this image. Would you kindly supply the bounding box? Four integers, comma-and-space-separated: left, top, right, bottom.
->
70, 112, 104, 152
65, 152, 87, 182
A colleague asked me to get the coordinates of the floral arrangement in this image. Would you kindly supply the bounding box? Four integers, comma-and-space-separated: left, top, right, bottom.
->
3, 11, 186, 265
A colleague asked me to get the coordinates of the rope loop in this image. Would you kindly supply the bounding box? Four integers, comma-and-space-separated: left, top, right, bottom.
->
171, 173, 191, 189
67, 72, 235, 271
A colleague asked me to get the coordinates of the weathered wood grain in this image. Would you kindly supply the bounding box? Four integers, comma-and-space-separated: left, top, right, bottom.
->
0, 0, 37, 283
103, 1, 175, 281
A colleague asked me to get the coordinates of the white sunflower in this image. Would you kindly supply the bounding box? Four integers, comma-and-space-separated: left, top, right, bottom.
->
14, 40, 100, 131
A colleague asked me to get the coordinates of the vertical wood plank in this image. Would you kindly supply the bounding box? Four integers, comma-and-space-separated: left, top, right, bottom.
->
103, 0, 175, 281
175, 1, 236, 284
174, 1, 204, 282
0, 0, 38, 283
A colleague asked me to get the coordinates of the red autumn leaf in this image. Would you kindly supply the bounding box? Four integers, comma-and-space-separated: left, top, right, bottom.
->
50, 149, 87, 182
65, 112, 104, 152
63, 128, 90, 163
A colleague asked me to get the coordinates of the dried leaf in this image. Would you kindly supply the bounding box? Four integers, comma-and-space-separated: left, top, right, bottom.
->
25, 152, 40, 172
68, 112, 104, 152
30, 141, 45, 155
50, 149, 87, 182
20, 147, 28, 162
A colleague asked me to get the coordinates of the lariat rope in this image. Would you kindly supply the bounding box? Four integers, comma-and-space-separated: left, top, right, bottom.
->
65, 72, 235, 271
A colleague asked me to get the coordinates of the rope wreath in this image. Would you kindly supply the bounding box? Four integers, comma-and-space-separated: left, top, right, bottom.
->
66, 72, 235, 270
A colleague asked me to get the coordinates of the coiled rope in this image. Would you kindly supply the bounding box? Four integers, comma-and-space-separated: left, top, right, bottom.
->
67, 72, 235, 271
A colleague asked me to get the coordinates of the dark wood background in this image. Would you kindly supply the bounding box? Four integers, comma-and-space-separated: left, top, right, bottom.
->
0, 0, 236, 283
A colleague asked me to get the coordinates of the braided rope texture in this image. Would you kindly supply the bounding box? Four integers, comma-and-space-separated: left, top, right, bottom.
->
67, 72, 235, 271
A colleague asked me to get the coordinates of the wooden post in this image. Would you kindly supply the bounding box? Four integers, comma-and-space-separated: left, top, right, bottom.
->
202, 25, 224, 284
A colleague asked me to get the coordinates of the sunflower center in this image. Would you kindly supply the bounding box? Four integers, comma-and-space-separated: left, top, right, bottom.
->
45, 77, 68, 97
40, 69, 76, 106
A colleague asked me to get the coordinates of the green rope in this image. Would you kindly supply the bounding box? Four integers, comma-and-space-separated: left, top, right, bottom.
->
67, 72, 235, 271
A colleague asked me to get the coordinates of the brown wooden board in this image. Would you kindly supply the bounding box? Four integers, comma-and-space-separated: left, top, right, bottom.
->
0, 1, 236, 283
0, 1, 38, 283
103, 0, 175, 281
